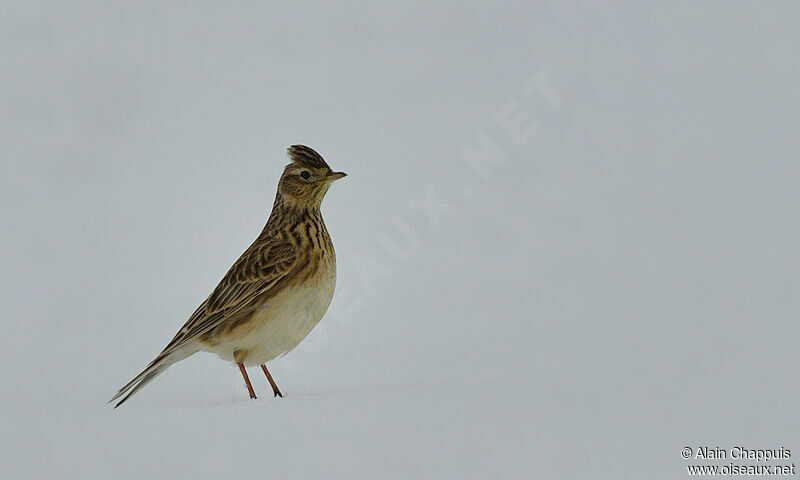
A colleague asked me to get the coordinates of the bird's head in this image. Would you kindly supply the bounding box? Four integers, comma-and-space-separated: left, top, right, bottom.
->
277, 145, 346, 209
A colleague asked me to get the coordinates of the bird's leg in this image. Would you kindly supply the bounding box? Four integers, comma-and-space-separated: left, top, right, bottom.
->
260, 364, 283, 398
237, 363, 257, 399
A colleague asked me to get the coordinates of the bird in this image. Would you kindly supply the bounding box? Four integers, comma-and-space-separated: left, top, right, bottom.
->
110, 145, 346, 407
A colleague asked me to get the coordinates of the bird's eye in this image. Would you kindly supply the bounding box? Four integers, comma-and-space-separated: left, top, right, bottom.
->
300, 171, 311, 180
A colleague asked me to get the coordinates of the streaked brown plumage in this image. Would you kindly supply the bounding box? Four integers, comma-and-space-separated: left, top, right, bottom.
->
110, 145, 346, 407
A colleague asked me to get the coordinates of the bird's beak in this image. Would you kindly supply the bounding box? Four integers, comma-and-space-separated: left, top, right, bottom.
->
327, 171, 347, 181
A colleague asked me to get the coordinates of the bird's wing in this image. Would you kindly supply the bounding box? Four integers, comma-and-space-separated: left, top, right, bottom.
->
160, 236, 298, 354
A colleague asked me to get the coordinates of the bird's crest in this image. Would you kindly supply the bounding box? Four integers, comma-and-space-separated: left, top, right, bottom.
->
287, 145, 331, 170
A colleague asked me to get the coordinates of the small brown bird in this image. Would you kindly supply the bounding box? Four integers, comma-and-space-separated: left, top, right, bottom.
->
110, 145, 346, 407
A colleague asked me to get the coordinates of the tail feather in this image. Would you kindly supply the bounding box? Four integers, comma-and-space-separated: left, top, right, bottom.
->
110, 368, 166, 408
109, 348, 195, 408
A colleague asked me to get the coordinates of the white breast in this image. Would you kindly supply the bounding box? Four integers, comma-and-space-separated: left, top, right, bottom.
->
202, 264, 336, 366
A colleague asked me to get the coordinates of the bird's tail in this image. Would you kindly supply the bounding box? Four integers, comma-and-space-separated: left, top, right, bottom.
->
109, 347, 195, 408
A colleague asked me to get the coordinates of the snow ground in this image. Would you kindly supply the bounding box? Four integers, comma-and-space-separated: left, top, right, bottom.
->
2, 2, 799, 478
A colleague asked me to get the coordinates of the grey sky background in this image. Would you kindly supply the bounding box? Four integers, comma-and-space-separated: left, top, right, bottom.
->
2, 2, 798, 478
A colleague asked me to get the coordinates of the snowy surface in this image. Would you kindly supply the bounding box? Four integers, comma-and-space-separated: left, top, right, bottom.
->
2, 2, 799, 478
